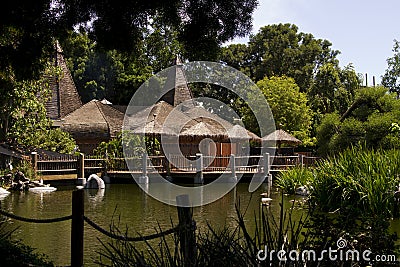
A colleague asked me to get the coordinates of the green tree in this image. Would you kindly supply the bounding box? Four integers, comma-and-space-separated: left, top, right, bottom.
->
0, 64, 76, 153
1, 0, 258, 82
382, 39, 400, 95
242, 76, 313, 143
221, 23, 339, 92
61, 30, 153, 104
316, 86, 400, 155
310, 63, 359, 115
220, 44, 252, 77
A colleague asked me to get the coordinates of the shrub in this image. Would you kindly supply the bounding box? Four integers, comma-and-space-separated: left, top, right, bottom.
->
276, 167, 313, 194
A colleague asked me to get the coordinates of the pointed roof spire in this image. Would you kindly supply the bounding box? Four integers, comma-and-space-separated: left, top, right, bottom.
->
161, 55, 194, 108
45, 41, 83, 120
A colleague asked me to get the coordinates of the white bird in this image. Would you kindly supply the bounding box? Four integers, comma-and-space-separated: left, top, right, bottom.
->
260, 192, 272, 205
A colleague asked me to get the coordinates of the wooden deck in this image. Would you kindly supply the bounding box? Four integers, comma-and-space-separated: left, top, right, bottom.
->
32, 153, 320, 181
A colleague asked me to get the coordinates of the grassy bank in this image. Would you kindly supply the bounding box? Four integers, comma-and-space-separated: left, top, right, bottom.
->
277, 148, 400, 217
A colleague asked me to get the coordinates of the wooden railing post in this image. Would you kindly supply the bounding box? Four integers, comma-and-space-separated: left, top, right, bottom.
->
31, 152, 38, 174
138, 152, 149, 184
298, 153, 304, 167
263, 152, 270, 175
71, 189, 84, 267
194, 153, 203, 184
78, 153, 85, 178
230, 154, 237, 182
176, 194, 196, 267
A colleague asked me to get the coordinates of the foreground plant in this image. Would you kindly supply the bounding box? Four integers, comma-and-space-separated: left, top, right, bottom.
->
0, 221, 54, 267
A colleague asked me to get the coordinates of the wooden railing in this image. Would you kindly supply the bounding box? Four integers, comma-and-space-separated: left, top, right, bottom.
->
31, 152, 321, 177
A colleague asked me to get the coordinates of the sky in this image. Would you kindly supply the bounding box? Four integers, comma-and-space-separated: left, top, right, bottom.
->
229, 0, 400, 85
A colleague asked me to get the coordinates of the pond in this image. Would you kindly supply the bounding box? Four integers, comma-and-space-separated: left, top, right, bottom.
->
0, 182, 397, 266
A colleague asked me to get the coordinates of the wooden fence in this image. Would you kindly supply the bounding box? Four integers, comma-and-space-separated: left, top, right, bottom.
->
31, 152, 321, 178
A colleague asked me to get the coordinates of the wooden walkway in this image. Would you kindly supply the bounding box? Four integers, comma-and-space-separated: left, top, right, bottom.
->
31, 152, 320, 181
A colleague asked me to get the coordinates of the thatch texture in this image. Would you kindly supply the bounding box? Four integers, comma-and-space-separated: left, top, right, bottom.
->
262, 129, 301, 147
45, 42, 82, 120
60, 100, 124, 153
126, 101, 260, 142
161, 57, 194, 108
227, 124, 260, 141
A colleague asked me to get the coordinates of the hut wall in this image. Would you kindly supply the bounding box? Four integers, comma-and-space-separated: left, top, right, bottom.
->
76, 138, 108, 154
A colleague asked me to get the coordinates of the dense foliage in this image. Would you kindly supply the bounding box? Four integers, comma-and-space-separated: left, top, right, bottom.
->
220, 24, 361, 116
316, 86, 400, 155
0, 64, 76, 153
278, 148, 400, 218
382, 39, 400, 95
1, 0, 258, 82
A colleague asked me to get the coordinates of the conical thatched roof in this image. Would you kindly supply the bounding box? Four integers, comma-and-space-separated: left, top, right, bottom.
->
179, 121, 222, 138
60, 100, 123, 139
125, 101, 194, 134
227, 124, 260, 141
124, 57, 260, 143
262, 129, 301, 146
161, 56, 194, 108
45, 42, 83, 120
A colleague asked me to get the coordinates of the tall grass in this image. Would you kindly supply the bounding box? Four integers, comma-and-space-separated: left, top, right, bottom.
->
311, 148, 400, 217
278, 147, 400, 218
97, 197, 311, 266
276, 167, 313, 194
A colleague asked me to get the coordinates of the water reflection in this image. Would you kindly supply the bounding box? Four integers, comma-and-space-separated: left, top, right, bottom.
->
86, 188, 105, 205
0, 183, 307, 266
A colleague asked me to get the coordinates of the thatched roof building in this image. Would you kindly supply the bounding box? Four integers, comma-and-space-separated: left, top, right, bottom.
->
262, 129, 301, 147
126, 58, 260, 156
45, 42, 83, 121
60, 100, 124, 153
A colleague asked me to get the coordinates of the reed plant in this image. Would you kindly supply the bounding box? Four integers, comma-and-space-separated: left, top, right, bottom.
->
277, 147, 400, 218
276, 167, 314, 194
310, 147, 400, 217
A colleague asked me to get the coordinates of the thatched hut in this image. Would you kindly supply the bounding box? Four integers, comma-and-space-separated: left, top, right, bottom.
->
126, 58, 260, 157
60, 100, 124, 154
45, 42, 83, 122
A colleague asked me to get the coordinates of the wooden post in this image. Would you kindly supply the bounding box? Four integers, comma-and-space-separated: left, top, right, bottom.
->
194, 153, 203, 184
71, 189, 84, 267
31, 152, 38, 174
263, 153, 270, 175
298, 153, 304, 167
230, 154, 237, 181
138, 152, 149, 184
176, 194, 196, 267
104, 151, 108, 172
78, 153, 85, 178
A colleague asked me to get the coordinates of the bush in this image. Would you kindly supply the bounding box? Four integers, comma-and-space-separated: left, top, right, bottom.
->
276, 167, 313, 194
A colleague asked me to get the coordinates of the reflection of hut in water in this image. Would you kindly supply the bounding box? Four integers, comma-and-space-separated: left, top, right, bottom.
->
126, 58, 260, 157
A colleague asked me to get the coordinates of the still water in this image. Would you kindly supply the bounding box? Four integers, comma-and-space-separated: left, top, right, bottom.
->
0, 183, 320, 266
6, 183, 400, 266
